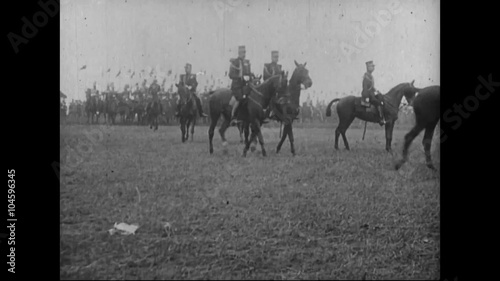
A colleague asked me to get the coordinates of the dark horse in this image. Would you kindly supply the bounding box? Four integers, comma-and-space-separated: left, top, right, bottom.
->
176, 84, 197, 142
145, 99, 163, 131
207, 81, 262, 155
395, 85, 440, 170
240, 73, 289, 157
274, 61, 313, 155
104, 92, 118, 125
325, 80, 419, 152
207, 73, 286, 155
85, 89, 103, 124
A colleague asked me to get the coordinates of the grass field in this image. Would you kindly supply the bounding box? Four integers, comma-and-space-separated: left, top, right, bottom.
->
60, 123, 440, 280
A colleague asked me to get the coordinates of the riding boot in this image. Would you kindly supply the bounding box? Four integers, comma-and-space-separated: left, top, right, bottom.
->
195, 97, 208, 118
230, 100, 240, 126
378, 105, 386, 126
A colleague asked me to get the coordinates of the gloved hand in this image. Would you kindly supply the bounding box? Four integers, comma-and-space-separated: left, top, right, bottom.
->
243, 75, 250, 82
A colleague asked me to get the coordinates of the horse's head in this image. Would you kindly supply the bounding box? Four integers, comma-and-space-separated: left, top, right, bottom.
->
249, 74, 262, 86
402, 80, 419, 106
292, 60, 313, 90
385, 80, 420, 107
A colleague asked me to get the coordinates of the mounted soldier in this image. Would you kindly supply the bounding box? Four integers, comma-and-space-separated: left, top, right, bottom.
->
262, 50, 282, 122
229, 45, 252, 126
361, 60, 386, 126
148, 78, 161, 107
175, 63, 208, 118
91, 81, 99, 97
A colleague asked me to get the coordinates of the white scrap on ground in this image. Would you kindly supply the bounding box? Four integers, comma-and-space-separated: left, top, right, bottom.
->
108, 222, 139, 235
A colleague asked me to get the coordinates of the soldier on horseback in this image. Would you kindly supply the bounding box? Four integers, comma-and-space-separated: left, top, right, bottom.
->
91, 81, 99, 97
148, 78, 160, 109
229, 45, 252, 126
263, 50, 282, 122
174, 63, 208, 118
361, 61, 386, 126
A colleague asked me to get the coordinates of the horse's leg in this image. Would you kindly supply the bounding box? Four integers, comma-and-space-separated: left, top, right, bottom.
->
191, 117, 195, 142
209, 114, 220, 154
244, 122, 250, 146
423, 122, 438, 170
186, 118, 191, 140
256, 123, 267, 157
395, 123, 424, 170
238, 123, 244, 143
180, 118, 186, 143
250, 124, 257, 152
385, 121, 395, 152
219, 117, 230, 146
339, 116, 355, 151
287, 124, 296, 156
276, 123, 288, 153
243, 124, 258, 157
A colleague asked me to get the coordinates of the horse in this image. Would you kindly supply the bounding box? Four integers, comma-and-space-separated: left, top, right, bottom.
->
85, 90, 99, 124
395, 85, 440, 170
325, 80, 419, 152
274, 61, 313, 155
240, 72, 289, 157
176, 84, 197, 143
145, 99, 163, 131
162, 96, 177, 125
104, 92, 118, 125
207, 73, 285, 155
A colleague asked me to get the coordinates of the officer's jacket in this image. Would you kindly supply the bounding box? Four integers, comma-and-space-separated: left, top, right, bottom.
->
263, 62, 282, 81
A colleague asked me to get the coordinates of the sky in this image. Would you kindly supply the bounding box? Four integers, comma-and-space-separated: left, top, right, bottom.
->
60, 0, 439, 103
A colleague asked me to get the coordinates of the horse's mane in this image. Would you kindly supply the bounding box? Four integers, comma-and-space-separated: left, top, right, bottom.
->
385, 82, 410, 97
255, 74, 281, 90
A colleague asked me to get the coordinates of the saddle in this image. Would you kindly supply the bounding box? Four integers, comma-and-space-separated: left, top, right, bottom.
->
355, 97, 378, 113
360, 97, 371, 107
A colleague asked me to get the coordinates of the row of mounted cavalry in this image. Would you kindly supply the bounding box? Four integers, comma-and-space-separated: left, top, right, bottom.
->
61, 61, 440, 170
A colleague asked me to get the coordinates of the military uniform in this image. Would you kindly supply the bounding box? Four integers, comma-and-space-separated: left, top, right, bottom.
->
229, 58, 252, 98
175, 63, 207, 118
263, 62, 282, 81
149, 80, 160, 102
229, 46, 252, 123
262, 51, 282, 122
361, 72, 379, 106
360, 61, 385, 125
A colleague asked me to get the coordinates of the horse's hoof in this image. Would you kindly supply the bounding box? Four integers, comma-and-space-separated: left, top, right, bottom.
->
427, 163, 436, 171
395, 161, 403, 170
250, 146, 256, 152
262, 150, 267, 157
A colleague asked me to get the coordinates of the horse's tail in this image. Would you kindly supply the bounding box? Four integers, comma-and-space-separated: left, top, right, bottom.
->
325, 98, 341, 117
